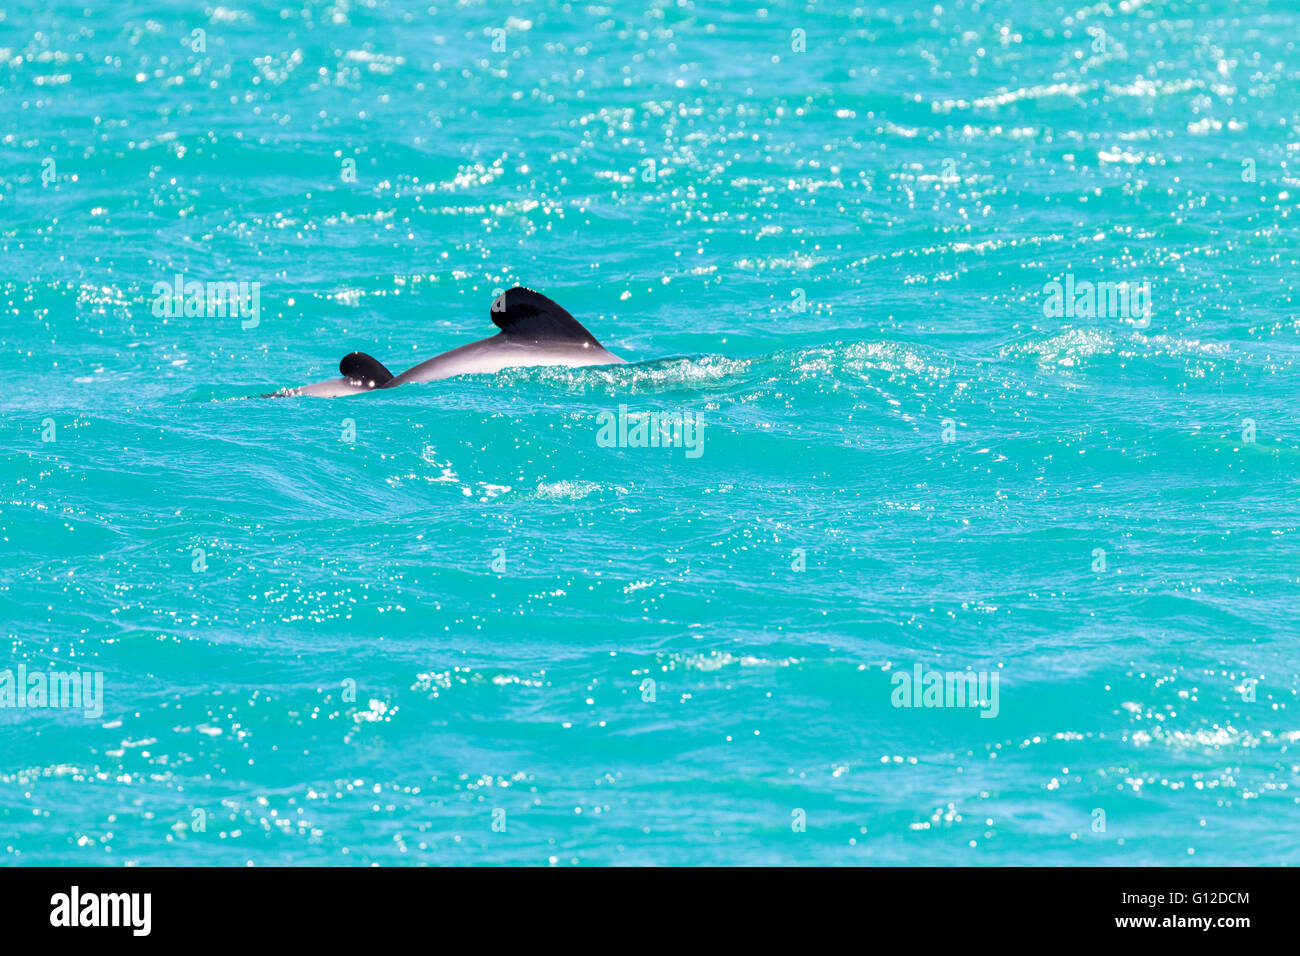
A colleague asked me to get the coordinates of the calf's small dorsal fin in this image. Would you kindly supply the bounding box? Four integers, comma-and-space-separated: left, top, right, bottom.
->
339, 351, 393, 386
490, 286, 600, 346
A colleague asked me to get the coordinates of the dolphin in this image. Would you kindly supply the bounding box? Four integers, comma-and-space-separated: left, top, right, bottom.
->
270, 286, 626, 397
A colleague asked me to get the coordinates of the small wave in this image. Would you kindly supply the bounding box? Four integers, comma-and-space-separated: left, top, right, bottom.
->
514, 354, 754, 395
534, 480, 624, 501
1001, 327, 1237, 369
1000, 327, 1116, 367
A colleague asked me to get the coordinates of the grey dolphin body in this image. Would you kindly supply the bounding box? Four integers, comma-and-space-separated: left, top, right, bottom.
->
272, 287, 625, 397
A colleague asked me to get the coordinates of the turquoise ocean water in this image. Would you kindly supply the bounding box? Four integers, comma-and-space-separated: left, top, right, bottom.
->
2, 0, 1298, 865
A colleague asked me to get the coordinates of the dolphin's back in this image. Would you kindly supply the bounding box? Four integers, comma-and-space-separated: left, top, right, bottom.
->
268, 286, 624, 397
387, 287, 624, 386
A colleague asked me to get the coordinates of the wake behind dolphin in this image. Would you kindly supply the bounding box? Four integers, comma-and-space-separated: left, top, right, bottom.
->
271, 286, 626, 397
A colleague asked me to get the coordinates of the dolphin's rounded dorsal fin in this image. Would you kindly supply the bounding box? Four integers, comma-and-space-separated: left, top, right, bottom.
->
490, 286, 601, 346
339, 351, 394, 386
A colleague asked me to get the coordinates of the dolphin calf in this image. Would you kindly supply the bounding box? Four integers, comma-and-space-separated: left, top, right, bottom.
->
271, 287, 626, 397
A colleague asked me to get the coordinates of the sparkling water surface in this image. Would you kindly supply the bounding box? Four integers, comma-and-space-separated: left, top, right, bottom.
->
2, 0, 1298, 865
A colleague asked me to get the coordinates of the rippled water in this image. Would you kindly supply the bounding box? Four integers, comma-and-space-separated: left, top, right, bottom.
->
2, 0, 1298, 865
